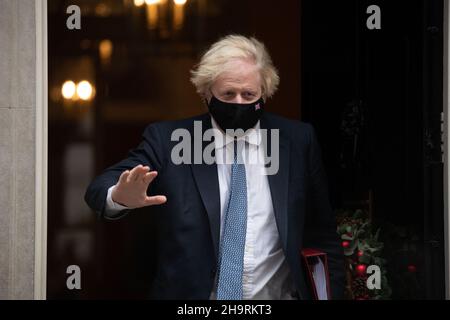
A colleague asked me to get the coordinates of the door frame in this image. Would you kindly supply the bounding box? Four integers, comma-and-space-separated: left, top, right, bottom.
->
35, 0, 48, 300
444, 0, 450, 301
33, 0, 450, 300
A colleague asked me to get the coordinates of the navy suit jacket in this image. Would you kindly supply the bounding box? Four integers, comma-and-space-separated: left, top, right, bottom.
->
84, 112, 345, 300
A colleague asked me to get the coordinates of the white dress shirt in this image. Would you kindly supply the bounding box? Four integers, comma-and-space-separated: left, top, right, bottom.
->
105, 116, 297, 300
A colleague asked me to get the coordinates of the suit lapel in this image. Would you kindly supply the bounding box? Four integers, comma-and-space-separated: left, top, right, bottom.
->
260, 114, 290, 252
190, 114, 221, 260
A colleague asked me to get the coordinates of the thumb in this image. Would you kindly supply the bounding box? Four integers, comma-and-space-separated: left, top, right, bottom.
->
143, 195, 167, 206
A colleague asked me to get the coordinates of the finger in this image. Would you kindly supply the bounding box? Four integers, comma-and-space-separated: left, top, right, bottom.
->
143, 195, 167, 206
118, 170, 130, 185
133, 165, 150, 182
143, 171, 158, 185
128, 165, 143, 182
137, 166, 151, 182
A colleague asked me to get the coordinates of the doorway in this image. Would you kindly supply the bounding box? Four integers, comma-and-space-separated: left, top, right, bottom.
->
301, 0, 445, 299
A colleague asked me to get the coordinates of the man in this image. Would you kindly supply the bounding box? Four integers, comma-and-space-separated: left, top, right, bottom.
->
85, 34, 345, 300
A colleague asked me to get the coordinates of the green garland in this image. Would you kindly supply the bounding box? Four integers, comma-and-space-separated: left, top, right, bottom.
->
336, 209, 391, 299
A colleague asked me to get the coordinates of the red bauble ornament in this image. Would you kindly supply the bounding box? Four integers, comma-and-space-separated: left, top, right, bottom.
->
357, 250, 364, 257
407, 265, 417, 273
342, 241, 350, 248
356, 264, 367, 275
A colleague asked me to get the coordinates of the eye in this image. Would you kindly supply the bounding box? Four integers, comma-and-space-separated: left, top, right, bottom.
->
243, 92, 256, 98
221, 91, 235, 99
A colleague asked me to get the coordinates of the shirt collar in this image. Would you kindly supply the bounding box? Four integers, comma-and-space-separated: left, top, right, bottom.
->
210, 115, 262, 149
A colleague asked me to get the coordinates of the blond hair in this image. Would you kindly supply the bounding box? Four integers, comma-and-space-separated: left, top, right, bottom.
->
190, 35, 280, 99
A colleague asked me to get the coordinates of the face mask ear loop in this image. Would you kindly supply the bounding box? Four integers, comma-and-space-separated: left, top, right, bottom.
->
260, 88, 266, 103
207, 89, 215, 106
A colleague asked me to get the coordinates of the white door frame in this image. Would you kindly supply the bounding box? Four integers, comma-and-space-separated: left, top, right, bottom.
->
35, 0, 48, 300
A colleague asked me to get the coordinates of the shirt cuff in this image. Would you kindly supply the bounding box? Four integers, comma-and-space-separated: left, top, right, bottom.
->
106, 185, 129, 214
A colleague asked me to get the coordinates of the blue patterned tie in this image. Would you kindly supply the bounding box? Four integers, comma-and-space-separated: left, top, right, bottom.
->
216, 140, 248, 300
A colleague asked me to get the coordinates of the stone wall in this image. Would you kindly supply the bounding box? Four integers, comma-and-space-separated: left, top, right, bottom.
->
0, 0, 37, 299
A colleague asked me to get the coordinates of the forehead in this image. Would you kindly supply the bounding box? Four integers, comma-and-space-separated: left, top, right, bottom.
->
213, 59, 261, 90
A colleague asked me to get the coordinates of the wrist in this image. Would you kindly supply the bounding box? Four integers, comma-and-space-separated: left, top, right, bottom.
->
111, 186, 127, 207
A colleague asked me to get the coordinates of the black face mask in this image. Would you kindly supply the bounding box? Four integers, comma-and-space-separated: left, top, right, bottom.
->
207, 95, 265, 132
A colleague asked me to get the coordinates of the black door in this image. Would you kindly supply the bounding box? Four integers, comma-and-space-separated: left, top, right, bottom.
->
301, 0, 445, 299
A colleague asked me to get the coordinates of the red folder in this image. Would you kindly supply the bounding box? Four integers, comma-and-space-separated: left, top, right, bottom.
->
301, 248, 331, 300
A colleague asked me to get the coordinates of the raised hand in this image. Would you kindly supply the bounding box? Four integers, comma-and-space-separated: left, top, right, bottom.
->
111, 164, 167, 209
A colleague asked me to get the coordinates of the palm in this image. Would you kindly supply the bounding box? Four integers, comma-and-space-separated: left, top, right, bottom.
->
112, 165, 167, 209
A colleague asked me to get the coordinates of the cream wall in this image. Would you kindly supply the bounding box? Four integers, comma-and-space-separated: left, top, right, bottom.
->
0, 0, 47, 300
